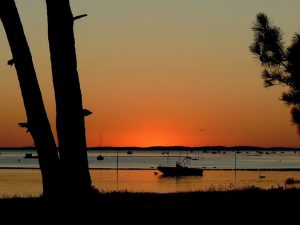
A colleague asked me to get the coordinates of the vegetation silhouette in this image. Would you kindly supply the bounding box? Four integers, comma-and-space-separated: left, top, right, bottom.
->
0, 0, 93, 197
0, 188, 299, 224
250, 13, 300, 133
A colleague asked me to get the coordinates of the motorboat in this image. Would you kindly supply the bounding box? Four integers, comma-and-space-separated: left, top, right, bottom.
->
157, 156, 203, 176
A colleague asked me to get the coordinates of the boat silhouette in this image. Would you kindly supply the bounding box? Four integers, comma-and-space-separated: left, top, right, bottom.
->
24, 153, 38, 159
97, 154, 104, 160
157, 156, 203, 176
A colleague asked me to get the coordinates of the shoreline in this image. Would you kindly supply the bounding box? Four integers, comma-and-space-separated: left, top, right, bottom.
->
1, 145, 300, 151
0, 189, 299, 223
1, 167, 300, 171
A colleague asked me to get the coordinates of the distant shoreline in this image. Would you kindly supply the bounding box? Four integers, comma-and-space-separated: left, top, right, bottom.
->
1, 145, 300, 151
1, 167, 300, 171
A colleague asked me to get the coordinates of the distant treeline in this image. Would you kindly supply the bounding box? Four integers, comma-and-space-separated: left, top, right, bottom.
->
0, 146, 37, 150
88, 146, 300, 151
1, 146, 299, 151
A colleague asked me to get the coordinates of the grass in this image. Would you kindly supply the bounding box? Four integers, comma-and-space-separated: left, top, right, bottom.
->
0, 187, 299, 223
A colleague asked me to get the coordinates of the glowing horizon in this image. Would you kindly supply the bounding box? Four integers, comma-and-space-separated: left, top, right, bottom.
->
1, 0, 300, 148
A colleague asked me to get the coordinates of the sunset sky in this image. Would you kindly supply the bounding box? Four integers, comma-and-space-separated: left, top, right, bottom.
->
1, 0, 300, 147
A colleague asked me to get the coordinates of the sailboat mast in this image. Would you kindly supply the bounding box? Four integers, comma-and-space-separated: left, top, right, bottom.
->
98, 133, 103, 156
96, 133, 104, 160
99, 134, 102, 153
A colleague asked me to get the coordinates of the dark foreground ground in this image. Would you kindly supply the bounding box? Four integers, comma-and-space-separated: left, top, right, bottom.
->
1, 188, 300, 224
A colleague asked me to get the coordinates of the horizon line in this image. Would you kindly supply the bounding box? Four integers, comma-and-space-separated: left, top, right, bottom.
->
1, 145, 300, 149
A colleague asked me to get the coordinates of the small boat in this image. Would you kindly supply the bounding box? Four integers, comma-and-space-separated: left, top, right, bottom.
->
96, 134, 104, 160
127, 150, 133, 154
157, 156, 203, 176
285, 177, 300, 185
97, 154, 104, 160
258, 169, 266, 179
24, 153, 38, 159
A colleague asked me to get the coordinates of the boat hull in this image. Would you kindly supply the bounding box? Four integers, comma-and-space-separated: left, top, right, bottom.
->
97, 155, 104, 160
157, 166, 203, 176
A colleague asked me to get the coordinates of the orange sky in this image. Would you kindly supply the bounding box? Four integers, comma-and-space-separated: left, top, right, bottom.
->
1, 0, 300, 147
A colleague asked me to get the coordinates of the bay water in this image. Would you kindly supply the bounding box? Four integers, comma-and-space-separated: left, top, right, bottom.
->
1, 149, 300, 197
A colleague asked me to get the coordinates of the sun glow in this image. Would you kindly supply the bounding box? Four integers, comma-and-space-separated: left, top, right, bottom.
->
87, 128, 205, 147
1, 1, 300, 148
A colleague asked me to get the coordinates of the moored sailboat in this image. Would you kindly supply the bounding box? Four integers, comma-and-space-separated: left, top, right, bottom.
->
97, 134, 104, 160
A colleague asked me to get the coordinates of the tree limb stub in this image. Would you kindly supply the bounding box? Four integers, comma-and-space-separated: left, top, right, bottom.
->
73, 14, 87, 21
7, 58, 14, 66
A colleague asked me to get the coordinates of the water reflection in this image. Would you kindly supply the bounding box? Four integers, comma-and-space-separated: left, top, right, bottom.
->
1, 169, 300, 197
76, 169, 300, 193
157, 174, 203, 192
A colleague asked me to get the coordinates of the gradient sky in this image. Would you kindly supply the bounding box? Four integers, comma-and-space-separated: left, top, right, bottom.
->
1, 0, 300, 147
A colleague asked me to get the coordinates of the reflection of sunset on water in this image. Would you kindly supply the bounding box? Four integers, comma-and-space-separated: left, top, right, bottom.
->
2, 169, 300, 197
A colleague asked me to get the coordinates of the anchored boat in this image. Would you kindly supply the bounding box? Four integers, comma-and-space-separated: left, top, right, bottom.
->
157, 156, 203, 176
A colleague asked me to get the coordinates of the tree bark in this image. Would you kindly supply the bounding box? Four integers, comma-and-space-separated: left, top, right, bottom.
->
45, 0, 92, 195
0, 0, 60, 197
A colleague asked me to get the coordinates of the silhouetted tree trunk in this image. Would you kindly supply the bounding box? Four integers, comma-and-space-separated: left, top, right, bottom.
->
45, 0, 92, 195
0, 0, 60, 198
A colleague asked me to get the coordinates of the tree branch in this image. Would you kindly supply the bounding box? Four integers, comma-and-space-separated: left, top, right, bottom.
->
73, 14, 87, 21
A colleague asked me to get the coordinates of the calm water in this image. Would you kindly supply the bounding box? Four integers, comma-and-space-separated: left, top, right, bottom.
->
1, 169, 300, 197
1, 149, 300, 169
1, 149, 300, 197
